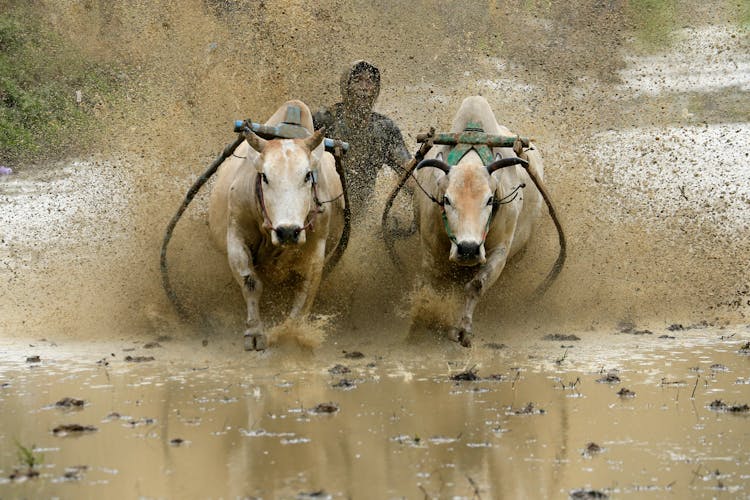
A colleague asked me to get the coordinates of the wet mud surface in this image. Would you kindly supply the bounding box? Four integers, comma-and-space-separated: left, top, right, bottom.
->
1, 1, 750, 498
1, 327, 749, 498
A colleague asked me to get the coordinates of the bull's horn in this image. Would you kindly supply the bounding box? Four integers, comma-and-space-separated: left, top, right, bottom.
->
486, 156, 528, 175
415, 158, 451, 175
304, 128, 325, 151
244, 129, 267, 153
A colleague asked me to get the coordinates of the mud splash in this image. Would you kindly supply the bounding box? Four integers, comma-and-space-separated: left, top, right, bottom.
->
2, 1, 748, 342
1, 2, 749, 497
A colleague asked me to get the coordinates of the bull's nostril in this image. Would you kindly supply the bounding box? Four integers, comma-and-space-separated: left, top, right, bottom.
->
275, 225, 302, 244
457, 241, 480, 259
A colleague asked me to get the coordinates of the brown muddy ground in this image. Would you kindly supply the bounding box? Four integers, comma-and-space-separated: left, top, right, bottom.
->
1, 1, 749, 498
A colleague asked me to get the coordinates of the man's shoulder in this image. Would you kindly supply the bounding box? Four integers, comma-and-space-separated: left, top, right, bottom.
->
313, 103, 345, 128
370, 111, 401, 130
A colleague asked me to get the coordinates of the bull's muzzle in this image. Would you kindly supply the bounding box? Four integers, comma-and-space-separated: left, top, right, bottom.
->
450, 241, 486, 266
273, 224, 305, 246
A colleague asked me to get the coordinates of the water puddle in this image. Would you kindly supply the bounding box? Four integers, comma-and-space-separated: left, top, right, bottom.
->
1, 328, 748, 498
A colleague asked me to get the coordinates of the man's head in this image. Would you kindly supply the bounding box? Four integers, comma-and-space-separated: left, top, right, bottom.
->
340, 60, 380, 116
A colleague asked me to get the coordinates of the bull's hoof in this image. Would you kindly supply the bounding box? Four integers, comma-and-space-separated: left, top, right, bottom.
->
448, 327, 473, 348
244, 330, 267, 351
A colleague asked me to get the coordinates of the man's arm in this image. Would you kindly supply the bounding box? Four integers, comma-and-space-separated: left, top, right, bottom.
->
382, 119, 411, 175
312, 106, 334, 131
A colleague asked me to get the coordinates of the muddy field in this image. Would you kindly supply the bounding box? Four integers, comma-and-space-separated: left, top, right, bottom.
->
1, 1, 749, 498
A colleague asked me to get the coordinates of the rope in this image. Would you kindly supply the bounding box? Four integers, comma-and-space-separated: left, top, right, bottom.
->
160, 133, 246, 319
381, 129, 435, 271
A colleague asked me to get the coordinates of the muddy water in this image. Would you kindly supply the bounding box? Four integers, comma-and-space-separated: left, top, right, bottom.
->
1, 328, 749, 498
1, 1, 750, 498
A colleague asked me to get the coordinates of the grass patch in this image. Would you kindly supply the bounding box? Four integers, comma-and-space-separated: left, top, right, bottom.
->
0, 3, 123, 165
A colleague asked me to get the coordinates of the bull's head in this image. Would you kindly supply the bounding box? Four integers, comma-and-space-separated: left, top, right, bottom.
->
247, 128, 325, 246
417, 152, 525, 266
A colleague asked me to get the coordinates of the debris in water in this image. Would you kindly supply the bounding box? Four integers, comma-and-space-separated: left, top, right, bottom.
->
0, 166, 12, 175
127, 417, 156, 427
708, 399, 750, 413
332, 378, 356, 390
124, 355, 155, 362
55, 397, 85, 408
542, 333, 581, 341
26, 356, 40, 363
710, 363, 729, 372
328, 364, 350, 375
297, 490, 331, 500
310, 402, 339, 414
667, 324, 685, 331
616, 387, 636, 398
52, 424, 97, 436
62, 465, 88, 481
570, 488, 608, 499
658, 334, 676, 339
143, 342, 162, 349
343, 350, 364, 359
596, 373, 621, 384
451, 366, 479, 381
660, 378, 687, 386
169, 438, 186, 446
583, 442, 602, 456
560, 377, 581, 390
738, 342, 750, 354
508, 402, 545, 415
483, 342, 507, 350
8, 468, 39, 481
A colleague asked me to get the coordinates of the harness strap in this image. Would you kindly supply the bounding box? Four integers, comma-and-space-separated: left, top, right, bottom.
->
255, 172, 324, 233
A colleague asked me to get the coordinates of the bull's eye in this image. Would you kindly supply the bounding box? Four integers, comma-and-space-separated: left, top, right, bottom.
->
443, 196, 452, 207
260, 172, 269, 184
486, 197, 494, 206
305, 171, 313, 183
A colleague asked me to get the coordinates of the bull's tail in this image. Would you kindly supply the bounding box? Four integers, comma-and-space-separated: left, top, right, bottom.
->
522, 163, 566, 298
160, 134, 246, 319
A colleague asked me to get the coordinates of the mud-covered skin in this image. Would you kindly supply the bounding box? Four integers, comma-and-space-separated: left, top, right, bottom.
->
208, 100, 344, 351
313, 60, 410, 218
414, 96, 545, 347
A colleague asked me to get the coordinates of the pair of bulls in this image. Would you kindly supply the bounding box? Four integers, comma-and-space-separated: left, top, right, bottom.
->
206, 96, 564, 350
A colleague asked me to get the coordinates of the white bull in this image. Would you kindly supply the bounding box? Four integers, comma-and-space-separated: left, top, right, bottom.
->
414, 96, 550, 347
208, 100, 344, 350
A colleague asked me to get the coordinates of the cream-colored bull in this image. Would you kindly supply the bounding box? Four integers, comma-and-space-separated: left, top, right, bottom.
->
414, 96, 548, 347
208, 100, 344, 350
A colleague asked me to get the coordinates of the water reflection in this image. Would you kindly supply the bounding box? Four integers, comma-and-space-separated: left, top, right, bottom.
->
1, 330, 748, 498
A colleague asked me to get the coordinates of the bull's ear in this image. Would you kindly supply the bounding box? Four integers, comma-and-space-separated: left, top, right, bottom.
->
304, 128, 325, 152
436, 152, 444, 161
245, 129, 267, 153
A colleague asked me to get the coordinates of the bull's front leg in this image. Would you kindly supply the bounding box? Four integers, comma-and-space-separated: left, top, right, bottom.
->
449, 246, 509, 348
289, 237, 326, 319
227, 220, 265, 351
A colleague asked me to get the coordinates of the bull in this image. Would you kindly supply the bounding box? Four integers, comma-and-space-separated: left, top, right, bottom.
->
413, 96, 565, 347
208, 100, 344, 351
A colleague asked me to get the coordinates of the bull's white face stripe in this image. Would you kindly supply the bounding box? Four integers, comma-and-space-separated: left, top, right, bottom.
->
442, 162, 494, 265
257, 139, 315, 245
